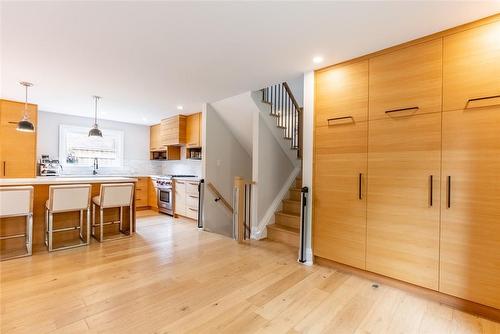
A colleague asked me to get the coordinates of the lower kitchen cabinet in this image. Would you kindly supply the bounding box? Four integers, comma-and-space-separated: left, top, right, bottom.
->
135, 177, 149, 209
440, 107, 500, 309
148, 178, 158, 209
174, 179, 199, 220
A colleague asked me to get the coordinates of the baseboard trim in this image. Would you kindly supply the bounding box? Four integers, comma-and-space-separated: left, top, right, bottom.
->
314, 256, 500, 322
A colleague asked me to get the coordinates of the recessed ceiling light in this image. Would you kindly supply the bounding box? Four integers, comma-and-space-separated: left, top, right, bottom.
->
177, 105, 183, 110
313, 56, 324, 64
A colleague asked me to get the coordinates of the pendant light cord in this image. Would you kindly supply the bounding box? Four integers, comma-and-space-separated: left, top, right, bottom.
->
94, 96, 98, 126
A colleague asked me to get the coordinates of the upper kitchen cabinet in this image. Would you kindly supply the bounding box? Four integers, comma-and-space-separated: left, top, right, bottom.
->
369, 39, 442, 120
160, 115, 186, 146
315, 60, 368, 126
0, 99, 38, 178
150, 123, 181, 160
150, 124, 162, 151
443, 20, 500, 111
186, 113, 201, 148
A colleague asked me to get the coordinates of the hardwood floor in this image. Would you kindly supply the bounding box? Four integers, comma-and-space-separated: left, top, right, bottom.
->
1, 215, 499, 334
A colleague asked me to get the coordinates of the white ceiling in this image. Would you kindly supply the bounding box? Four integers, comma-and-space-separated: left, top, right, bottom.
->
1, 1, 499, 125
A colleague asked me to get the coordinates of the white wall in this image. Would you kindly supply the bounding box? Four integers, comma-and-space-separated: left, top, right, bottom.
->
254, 112, 296, 234
202, 103, 252, 237
302, 71, 314, 264
37, 110, 149, 160
285, 74, 304, 107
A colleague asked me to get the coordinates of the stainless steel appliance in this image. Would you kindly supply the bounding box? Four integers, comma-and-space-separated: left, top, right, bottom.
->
156, 177, 173, 215
38, 155, 62, 176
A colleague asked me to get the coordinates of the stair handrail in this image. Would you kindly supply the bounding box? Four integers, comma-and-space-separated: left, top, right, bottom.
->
207, 182, 233, 213
261, 82, 303, 159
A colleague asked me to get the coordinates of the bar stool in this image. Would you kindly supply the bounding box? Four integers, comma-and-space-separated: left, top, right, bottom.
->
92, 183, 135, 242
45, 184, 91, 252
0, 186, 34, 260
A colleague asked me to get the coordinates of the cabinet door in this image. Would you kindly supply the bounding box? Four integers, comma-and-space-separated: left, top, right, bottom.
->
440, 107, 500, 309
148, 178, 158, 209
315, 60, 368, 126
161, 115, 186, 146
369, 39, 442, 120
313, 121, 367, 269
443, 21, 500, 112
367, 113, 441, 290
186, 113, 201, 148
174, 180, 186, 216
0, 100, 37, 178
150, 124, 162, 151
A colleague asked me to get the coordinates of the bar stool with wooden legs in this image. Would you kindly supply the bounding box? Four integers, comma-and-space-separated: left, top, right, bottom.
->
92, 183, 135, 242
45, 184, 91, 252
0, 186, 34, 260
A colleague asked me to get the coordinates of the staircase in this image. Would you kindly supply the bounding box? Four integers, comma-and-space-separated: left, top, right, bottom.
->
267, 175, 302, 247
260, 82, 303, 247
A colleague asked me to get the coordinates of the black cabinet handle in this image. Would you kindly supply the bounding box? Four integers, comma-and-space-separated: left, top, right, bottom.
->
358, 173, 363, 200
2, 161, 5, 177
447, 176, 451, 208
429, 175, 433, 207
385, 106, 419, 114
327, 116, 354, 125
467, 94, 500, 103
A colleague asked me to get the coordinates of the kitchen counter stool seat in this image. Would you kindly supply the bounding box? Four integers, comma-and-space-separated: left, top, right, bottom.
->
45, 184, 91, 252
0, 186, 34, 260
92, 183, 134, 242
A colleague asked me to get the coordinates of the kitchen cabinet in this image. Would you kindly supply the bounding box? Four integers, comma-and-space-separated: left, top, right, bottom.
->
160, 115, 186, 146
148, 177, 158, 210
174, 179, 199, 220
443, 20, 500, 112
150, 124, 181, 160
315, 60, 368, 125
313, 121, 368, 270
134, 177, 149, 209
150, 124, 162, 151
366, 113, 441, 290
369, 39, 442, 120
0, 99, 38, 178
186, 113, 201, 148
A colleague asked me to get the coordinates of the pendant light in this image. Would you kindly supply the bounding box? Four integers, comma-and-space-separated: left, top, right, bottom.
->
16, 82, 35, 132
88, 95, 103, 137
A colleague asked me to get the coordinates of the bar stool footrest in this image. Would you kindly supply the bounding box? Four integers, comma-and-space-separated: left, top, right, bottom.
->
0, 233, 27, 240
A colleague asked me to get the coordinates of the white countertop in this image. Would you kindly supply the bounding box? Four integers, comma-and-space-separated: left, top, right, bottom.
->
0, 176, 138, 186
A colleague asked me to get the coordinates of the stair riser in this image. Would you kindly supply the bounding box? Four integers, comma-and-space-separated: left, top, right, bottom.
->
283, 201, 301, 215
295, 179, 302, 189
289, 190, 300, 201
268, 228, 299, 248
276, 214, 300, 229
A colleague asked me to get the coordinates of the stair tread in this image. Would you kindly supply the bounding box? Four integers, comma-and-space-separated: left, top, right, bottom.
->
283, 198, 300, 204
267, 223, 299, 234
276, 211, 300, 218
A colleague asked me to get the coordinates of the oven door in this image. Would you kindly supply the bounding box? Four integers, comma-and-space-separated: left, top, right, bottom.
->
157, 187, 173, 213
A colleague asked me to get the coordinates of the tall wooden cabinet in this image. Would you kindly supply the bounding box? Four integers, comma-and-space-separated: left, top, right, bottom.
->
314, 17, 500, 311
365, 40, 442, 290
0, 99, 38, 178
439, 20, 500, 309
314, 61, 368, 270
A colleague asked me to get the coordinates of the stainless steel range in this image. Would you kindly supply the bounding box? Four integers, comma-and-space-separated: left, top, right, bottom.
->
156, 175, 197, 215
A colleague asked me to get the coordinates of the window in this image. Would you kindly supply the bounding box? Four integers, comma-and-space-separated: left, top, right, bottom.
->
59, 125, 124, 167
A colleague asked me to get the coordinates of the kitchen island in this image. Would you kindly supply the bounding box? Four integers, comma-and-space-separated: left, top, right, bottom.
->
0, 176, 138, 255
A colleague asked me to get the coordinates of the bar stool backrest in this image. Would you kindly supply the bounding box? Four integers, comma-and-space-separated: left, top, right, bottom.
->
99, 183, 134, 208
0, 186, 34, 218
48, 184, 91, 213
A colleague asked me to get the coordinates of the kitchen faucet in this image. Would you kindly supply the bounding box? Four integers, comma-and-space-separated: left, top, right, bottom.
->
93, 158, 99, 175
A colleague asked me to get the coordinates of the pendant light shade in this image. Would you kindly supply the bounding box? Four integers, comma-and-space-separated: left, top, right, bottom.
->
89, 95, 103, 137
17, 82, 35, 133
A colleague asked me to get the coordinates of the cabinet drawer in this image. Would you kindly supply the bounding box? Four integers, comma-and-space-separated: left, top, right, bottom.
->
369, 38, 442, 120
186, 182, 199, 196
186, 194, 198, 209
135, 197, 148, 207
186, 207, 198, 220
